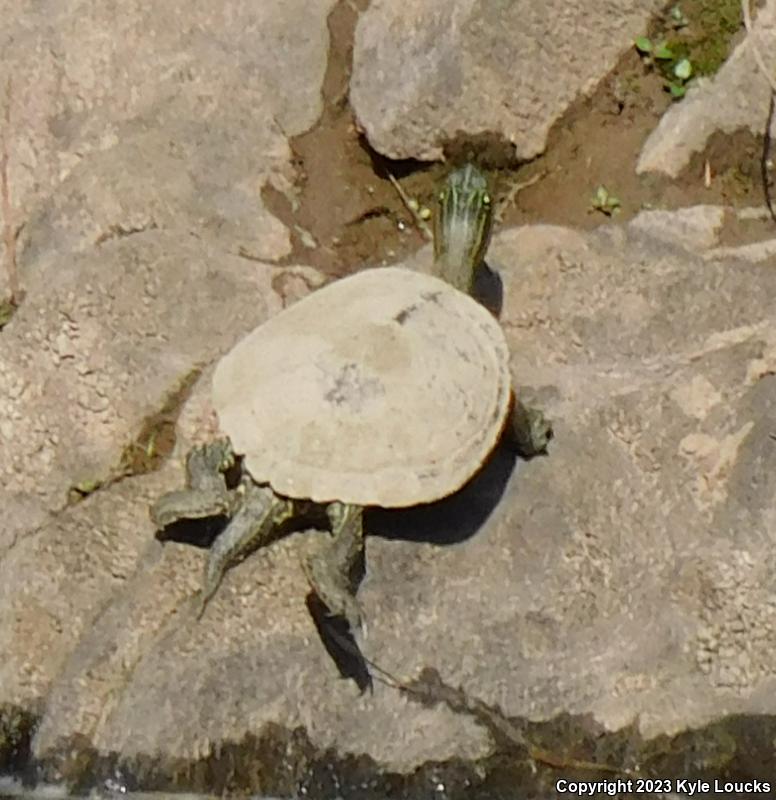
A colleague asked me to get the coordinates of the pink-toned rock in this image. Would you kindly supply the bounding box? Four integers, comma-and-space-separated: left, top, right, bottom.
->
10, 217, 776, 775
351, 0, 665, 161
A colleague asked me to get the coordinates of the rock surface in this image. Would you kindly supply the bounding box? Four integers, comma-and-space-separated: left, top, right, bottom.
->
637, 0, 776, 176
0, 0, 338, 287
3, 0, 776, 792
350, 0, 665, 161
5, 211, 776, 776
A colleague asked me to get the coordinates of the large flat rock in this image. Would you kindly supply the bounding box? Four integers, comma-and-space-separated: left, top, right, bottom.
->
0, 0, 338, 289
7, 214, 776, 779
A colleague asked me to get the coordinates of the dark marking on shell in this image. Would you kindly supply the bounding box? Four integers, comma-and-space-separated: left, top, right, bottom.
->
324, 362, 384, 410
394, 303, 419, 325
393, 290, 443, 325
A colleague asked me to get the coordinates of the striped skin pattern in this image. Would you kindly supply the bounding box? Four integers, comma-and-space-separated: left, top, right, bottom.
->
433, 163, 494, 294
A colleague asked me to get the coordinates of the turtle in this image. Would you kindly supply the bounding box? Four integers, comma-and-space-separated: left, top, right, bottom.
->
150, 163, 552, 632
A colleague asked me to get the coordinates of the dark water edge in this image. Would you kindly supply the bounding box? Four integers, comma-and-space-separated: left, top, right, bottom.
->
4, 700, 776, 800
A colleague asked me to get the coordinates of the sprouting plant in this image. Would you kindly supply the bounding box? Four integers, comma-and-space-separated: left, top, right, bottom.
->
670, 57, 693, 98
590, 185, 621, 216
634, 36, 694, 100
635, 36, 674, 64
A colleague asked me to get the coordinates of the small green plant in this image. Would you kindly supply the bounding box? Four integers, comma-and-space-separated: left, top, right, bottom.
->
635, 36, 674, 63
670, 57, 693, 98
590, 185, 621, 216
634, 36, 694, 99
0, 298, 14, 329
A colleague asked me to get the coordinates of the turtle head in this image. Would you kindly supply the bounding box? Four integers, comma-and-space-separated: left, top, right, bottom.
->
433, 163, 494, 296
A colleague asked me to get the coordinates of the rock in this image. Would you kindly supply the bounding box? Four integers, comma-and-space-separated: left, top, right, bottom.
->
22, 102, 295, 267
26, 463, 490, 769
628, 206, 727, 252
0, 466, 179, 711
350, 0, 665, 161
637, 0, 776, 177
703, 238, 776, 263
9, 216, 776, 778
0, 0, 338, 292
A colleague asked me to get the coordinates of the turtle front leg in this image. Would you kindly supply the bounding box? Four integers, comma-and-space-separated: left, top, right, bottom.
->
198, 481, 294, 619
150, 439, 236, 528
302, 502, 365, 633
509, 398, 553, 458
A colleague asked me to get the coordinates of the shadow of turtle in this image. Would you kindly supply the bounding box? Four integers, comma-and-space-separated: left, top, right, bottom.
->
472, 259, 503, 318
305, 593, 373, 694
366, 431, 520, 546
154, 514, 228, 549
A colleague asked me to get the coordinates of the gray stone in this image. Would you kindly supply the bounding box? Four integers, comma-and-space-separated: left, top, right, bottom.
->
637, 0, 776, 177
0, 0, 337, 292
628, 206, 727, 252
703, 238, 776, 263
10, 218, 776, 772
350, 0, 665, 161
4, 0, 776, 776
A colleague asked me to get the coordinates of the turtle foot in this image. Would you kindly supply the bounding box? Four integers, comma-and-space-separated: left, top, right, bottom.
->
509, 399, 553, 458
302, 551, 364, 634
150, 439, 236, 528
302, 502, 365, 634
198, 481, 294, 618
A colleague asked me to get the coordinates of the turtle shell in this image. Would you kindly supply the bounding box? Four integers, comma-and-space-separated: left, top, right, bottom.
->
212, 266, 511, 507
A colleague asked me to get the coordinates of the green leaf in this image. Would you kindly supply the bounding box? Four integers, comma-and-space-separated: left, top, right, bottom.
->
673, 58, 692, 80
634, 36, 653, 53
591, 185, 621, 215
653, 42, 674, 60
0, 299, 14, 329
669, 82, 687, 98
593, 185, 609, 206
73, 478, 102, 495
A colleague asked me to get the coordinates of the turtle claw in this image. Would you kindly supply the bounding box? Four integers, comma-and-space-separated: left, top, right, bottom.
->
150, 439, 236, 528
195, 586, 216, 621
302, 548, 365, 638
302, 501, 366, 636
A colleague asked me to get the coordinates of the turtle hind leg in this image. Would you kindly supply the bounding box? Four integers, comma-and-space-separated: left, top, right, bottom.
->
150, 439, 236, 528
302, 502, 365, 634
198, 481, 294, 619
